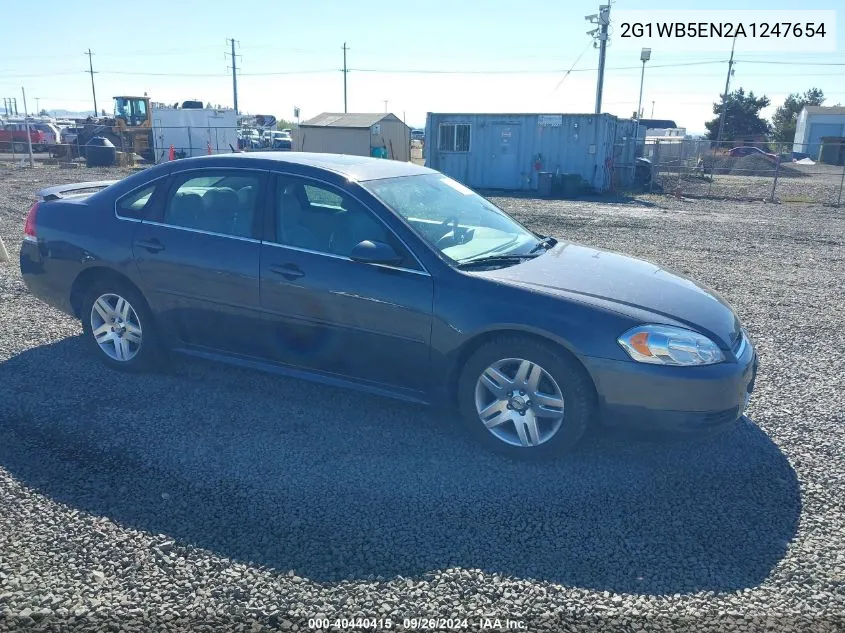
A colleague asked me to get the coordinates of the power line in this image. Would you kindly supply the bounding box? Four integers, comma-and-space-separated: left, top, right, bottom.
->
110, 70, 228, 77
4, 58, 844, 82
239, 69, 338, 76
348, 60, 729, 74
551, 41, 593, 94
736, 60, 845, 66
0, 71, 81, 79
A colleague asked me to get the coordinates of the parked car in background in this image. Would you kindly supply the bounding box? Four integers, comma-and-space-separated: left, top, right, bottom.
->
30, 122, 61, 146
410, 129, 425, 142
0, 123, 47, 152
728, 146, 778, 161
60, 126, 84, 145
238, 129, 262, 150
271, 131, 292, 150
20, 153, 758, 459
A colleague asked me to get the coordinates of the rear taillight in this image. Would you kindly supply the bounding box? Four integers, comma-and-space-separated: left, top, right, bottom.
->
24, 201, 39, 242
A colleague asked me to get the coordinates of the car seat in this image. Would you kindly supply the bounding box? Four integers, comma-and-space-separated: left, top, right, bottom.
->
278, 194, 321, 250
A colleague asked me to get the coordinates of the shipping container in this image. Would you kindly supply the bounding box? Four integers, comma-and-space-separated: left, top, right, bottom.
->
424, 112, 638, 193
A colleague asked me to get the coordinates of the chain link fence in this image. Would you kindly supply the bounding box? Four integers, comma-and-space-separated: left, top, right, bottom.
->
644, 138, 845, 206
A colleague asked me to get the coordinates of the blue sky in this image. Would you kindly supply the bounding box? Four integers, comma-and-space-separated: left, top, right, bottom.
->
1, 0, 842, 132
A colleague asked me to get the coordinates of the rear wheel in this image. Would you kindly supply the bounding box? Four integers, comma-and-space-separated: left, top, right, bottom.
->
80, 280, 161, 371
458, 336, 595, 458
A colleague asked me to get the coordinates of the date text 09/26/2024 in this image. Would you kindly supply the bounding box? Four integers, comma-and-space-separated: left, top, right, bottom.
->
307, 617, 526, 630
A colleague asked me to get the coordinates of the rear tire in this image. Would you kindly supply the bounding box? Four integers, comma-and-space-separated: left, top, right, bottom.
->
80, 279, 161, 372
457, 336, 595, 459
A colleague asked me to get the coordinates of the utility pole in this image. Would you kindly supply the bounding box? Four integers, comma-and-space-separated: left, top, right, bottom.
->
85, 49, 98, 116
384, 100, 388, 113
715, 33, 738, 150
342, 42, 349, 113
651, 101, 655, 118
227, 38, 240, 115
21, 87, 34, 167
586, 4, 611, 115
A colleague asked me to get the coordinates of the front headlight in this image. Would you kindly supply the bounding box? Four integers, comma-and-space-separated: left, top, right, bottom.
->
617, 324, 725, 366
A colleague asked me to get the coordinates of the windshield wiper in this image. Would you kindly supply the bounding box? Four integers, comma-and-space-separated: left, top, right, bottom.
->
529, 235, 557, 254
457, 254, 539, 269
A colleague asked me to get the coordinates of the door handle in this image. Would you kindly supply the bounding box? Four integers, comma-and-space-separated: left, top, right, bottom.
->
134, 238, 165, 253
268, 263, 304, 280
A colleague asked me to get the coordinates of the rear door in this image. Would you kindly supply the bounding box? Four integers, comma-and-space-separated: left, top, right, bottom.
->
131, 167, 266, 355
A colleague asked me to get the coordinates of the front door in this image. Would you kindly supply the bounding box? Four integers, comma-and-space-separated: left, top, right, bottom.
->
258, 174, 434, 395
131, 168, 266, 355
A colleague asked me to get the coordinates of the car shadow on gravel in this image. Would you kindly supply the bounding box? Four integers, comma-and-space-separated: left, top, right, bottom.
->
0, 338, 801, 595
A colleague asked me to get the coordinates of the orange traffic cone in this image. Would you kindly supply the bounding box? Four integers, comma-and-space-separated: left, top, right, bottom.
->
168, 145, 175, 161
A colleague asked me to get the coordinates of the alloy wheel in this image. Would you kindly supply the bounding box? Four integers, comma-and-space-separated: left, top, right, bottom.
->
89, 293, 143, 362
474, 357, 566, 447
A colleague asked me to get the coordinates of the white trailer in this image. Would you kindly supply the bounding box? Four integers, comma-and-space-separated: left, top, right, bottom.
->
151, 107, 238, 162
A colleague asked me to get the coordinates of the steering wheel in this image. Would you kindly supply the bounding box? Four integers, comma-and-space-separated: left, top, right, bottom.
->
435, 215, 462, 249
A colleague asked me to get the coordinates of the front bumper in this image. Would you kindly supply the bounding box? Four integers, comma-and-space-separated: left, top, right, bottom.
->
583, 335, 758, 433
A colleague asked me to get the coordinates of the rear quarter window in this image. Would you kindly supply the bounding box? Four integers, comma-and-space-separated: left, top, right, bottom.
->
116, 183, 157, 220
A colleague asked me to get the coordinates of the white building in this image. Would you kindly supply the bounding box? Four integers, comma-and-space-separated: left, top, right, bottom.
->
151, 105, 238, 162
793, 106, 845, 157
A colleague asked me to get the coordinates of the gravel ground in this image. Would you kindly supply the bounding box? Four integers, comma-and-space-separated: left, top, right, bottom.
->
1, 166, 844, 632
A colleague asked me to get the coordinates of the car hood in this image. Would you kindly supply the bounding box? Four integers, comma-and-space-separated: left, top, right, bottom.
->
477, 241, 742, 349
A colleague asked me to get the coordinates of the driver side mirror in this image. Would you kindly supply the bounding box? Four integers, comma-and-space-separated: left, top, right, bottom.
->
349, 240, 403, 266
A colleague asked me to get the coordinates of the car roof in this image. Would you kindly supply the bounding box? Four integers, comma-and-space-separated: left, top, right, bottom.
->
173, 152, 436, 181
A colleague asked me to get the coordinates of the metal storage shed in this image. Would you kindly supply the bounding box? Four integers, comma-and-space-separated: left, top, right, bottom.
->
293, 113, 410, 162
793, 106, 845, 158
424, 112, 637, 192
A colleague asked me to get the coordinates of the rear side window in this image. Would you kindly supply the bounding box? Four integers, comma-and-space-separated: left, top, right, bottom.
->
116, 184, 157, 220
162, 171, 261, 239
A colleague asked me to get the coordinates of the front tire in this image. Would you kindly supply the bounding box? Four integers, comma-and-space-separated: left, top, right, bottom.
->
80, 280, 160, 372
458, 336, 595, 459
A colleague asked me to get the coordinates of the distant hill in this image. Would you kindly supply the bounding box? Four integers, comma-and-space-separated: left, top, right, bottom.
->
46, 109, 95, 119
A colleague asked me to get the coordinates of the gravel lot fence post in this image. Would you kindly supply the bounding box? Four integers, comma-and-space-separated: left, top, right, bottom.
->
677, 141, 686, 195
838, 161, 845, 207
650, 140, 659, 193
769, 155, 781, 203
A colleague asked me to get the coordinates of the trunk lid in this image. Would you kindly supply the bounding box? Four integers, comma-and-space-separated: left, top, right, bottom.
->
37, 180, 117, 202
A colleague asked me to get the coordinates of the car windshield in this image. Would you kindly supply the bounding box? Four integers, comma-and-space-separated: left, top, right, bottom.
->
362, 173, 543, 264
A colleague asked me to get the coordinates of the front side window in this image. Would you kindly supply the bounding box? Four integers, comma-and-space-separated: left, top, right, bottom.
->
362, 174, 541, 264
162, 171, 260, 238
272, 177, 417, 269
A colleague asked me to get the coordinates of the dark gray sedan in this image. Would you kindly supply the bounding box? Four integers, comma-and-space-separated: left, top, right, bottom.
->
19, 153, 757, 458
